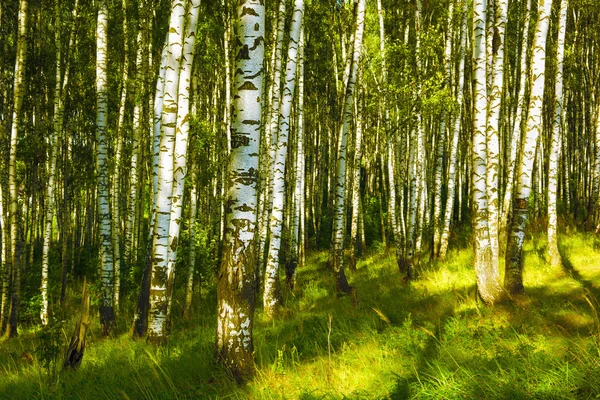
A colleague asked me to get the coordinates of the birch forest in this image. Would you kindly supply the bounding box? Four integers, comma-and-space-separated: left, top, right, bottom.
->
2, 0, 600, 397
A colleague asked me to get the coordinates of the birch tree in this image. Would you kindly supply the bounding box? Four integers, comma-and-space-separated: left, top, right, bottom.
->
96, 0, 116, 335
472, 0, 504, 304
440, 0, 468, 261
548, 0, 567, 268
263, 0, 305, 317
505, 0, 553, 295
215, 0, 265, 382
331, 0, 365, 294
147, 0, 185, 344
288, 23, 306, 288
164, 0, 201, 328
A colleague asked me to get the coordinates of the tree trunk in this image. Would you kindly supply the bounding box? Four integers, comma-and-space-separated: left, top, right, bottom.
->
147, 0, 186, 344
505, 0, 553, 295
215, 0, 264, 383
96, 0, 116, 336
472, 0, 504, 304
263, 0, 304, 317
331, 0, 365, 294
183, 185, 197, 319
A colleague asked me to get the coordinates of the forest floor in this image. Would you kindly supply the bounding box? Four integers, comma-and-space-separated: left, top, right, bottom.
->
2, 232, 600, 399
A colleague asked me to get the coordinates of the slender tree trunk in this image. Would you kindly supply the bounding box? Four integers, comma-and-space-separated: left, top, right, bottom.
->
331, 0, 365, 294
96, 0, 116, 336
472, 0, 504, 304
439, 0, 468, 261
264, 0, 305, 317
486, 0, 508, 266
349, 86, 363, 272
126, 30, 144, 267
164, 0, 200, 331
433, 2, 454, 259
500, 0, 531, 240
288, 23, 306, 289
147, 0, 186, 344
183, 185, 197, 319
215, 0, 264, 382
548, 0, 567, 268
505, 0, 552, 295
111, 0, 131, 311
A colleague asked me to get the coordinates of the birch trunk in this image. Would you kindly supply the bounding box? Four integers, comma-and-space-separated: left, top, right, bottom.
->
349, 86, 363, 272
433, 2, 454, 259
439, 0, 468, 261
505, 0, 552, 295
147, 0, 185, 344
111, 0, 130, 312
96, 0, 116, 335
262, 0, 287, 272
183, 185, 197, 319
4, 0, 26, 336
486, 0, 508, 266
472, 0, 504, 304
548, 0, 567, 267
126, 30, 143, 267
165, 0, 200, 329
215, 0, 264, 382
264, 0, 304, 317
500, 0, 531, 238
288, 23, 306, 289
331, 0, 365, 294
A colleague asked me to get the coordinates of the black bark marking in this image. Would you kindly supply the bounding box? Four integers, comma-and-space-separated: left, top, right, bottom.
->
237, 45, 250, 60
232, 133, 251, 149
241, 7, 259, 17
238, 81, 258, 91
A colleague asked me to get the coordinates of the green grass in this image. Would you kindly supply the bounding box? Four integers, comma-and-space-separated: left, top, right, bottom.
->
2, 232, 600, 399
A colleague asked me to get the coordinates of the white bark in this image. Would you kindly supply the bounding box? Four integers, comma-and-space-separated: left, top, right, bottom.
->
486, 0, 508, 266
96, 0, 116, 334
439, 0, 468, 261
183, 185, 197, 319
548, 0, 567, 267
505, 0, 552, 295
264, 0, 304, 316
148, 0, 185, 344
112, 0, 129, 311
331, 0, 365, 293
215, 0, 264, 381
433, 2, 454, 259
472, 0, 503, 304
165, 0, 200, 327
289, 23, 306, 287
501, 0, 531, 235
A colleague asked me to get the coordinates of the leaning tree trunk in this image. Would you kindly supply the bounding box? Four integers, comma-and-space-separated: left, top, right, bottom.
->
263, 0, 304, 318
215, 0, 264, 383
63, 279, 90, 370
96, 0, 116, 336
505, 0, 553, 295
548, 0, 567, 268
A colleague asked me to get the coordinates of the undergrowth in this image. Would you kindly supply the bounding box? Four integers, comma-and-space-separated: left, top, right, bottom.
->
1, 232, 600, 399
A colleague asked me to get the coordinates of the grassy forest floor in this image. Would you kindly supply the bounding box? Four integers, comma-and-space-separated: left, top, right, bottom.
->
2, 232, 600, 399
